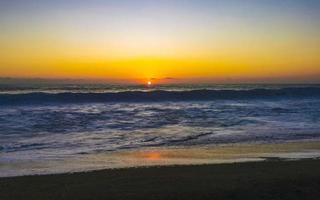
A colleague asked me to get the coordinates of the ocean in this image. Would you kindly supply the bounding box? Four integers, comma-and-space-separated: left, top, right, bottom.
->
1, 84, 320, 176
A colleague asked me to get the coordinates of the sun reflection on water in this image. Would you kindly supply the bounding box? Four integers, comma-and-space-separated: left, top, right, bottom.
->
145, 152, 161, 161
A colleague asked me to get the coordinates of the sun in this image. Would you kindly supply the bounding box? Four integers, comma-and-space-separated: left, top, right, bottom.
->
147, 81, 152, 86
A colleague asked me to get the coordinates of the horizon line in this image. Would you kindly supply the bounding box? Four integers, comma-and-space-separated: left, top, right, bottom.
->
1, 76, 320, 85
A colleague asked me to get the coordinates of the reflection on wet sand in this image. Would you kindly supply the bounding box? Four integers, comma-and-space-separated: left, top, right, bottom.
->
1, 140, 320, 177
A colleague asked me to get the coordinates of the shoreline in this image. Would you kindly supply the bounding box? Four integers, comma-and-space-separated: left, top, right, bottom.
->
2, 140, 320, 177
1, 159, 320, 200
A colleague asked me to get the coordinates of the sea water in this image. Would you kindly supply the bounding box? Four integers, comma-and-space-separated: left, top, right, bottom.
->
1, 84, 320, 176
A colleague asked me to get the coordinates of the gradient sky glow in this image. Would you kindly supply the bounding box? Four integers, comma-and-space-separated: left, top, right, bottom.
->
1, 0, 320, 83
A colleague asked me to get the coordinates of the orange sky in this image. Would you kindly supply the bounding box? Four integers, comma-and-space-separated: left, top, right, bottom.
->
1, 1, 320, 83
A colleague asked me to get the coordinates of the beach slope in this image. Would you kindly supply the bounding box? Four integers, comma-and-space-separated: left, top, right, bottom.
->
1, 159, 320, 200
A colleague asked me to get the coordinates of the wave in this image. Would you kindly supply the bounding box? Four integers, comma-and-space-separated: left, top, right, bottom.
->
0, 87, 319, 105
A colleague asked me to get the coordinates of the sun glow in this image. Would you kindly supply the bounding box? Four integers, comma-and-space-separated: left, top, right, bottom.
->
1, 1, 320, 83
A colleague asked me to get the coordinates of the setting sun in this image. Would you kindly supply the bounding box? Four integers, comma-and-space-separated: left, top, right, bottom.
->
147, 81, 152, 86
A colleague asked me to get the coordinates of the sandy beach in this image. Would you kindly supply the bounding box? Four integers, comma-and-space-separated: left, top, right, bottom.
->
1, 159, 320, 200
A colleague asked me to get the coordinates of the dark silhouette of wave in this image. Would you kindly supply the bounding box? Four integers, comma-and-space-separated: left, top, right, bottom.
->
0, 87, 319, 105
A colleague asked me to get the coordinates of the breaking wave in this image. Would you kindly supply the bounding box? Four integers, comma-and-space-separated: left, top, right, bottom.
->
1, 87, 319, 105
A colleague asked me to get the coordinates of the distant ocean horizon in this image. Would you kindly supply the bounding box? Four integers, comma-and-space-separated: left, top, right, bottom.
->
1, 83, 320, 176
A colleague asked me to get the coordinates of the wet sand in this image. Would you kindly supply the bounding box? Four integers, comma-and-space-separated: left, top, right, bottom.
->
2, 140, 320, 177
1, 159, 320, 200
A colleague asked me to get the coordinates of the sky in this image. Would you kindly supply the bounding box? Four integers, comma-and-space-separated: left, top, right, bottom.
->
1, 0, 320, 83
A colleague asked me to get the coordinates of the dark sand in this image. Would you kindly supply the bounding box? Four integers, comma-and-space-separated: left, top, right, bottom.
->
1, 159, 320, 200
